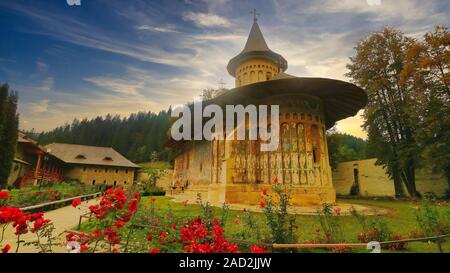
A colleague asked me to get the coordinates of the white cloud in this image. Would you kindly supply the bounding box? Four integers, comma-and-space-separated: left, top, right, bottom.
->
182, 12, 231, 28
37, 77, 54, 92
29, 99, 49, 114
36, 60, 48, 72
136, 25, 179, 33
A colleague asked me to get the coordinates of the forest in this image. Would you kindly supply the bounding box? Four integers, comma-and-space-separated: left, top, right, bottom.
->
31, 110, 173, 164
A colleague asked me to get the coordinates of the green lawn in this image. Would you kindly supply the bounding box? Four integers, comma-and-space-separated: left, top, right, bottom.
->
138, 161, 171, 170
78, 196, 450, 253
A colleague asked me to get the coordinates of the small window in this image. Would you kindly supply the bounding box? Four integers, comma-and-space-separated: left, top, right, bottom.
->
76, 154, 86, 159
124, 181, 127, 184
125, 169, 128, 174
83, 167, 86, 172
92, 180, 96, 185
115, 168, 119, 174
105, 168, 108, 173
266, 72, 272, 80
199, 163, 203, 172
103, 157, 113, 161
103, 180, 106, 184
94, 169, 97, 173
113, 181, 117, 186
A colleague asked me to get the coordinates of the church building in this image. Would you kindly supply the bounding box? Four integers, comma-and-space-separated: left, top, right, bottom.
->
169, 16, 367, 206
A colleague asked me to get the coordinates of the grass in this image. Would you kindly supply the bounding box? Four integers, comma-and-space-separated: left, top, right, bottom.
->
77, 196, 450, 253
138, 161, 171, 170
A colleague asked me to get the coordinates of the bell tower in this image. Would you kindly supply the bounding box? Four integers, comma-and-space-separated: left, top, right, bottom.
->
227, 10, 288, 87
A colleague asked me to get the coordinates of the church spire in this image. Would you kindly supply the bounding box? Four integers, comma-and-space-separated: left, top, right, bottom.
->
226, 13, 288, 87
242, 16, 270, 53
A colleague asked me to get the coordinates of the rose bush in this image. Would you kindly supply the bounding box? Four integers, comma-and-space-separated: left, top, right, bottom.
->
1, 191, 56, 253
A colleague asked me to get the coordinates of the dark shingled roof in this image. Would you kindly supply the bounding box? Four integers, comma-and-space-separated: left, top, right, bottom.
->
206, 77, 367, 129
227, 21, 288, 76
45, 143, 140, 168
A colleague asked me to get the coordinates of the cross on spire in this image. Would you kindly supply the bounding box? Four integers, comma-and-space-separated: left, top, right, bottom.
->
251, 9, 259, 23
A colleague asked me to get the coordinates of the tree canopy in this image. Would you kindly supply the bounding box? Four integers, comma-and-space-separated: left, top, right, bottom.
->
346, 25, 450, 197
32, 110, 173, 164
0, 83, 19, 189
326, 129, 372, 170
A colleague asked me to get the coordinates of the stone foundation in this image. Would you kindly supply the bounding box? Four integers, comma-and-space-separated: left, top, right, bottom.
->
224, 184, 335, 206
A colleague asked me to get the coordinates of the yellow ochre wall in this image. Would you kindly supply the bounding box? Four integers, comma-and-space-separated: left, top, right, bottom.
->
333, 158, 448, 197
235, 59, 279, 87
65, 165, 136, 187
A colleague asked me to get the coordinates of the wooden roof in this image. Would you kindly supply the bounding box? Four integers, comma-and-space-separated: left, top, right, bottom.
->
44, 143, 140, 168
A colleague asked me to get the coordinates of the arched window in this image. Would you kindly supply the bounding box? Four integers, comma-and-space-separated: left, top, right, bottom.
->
266, 72, 272, 80
250, 71, 255, 82
258, 71, 263, 81
113, 181, 117, 186
92, 180, 96, 185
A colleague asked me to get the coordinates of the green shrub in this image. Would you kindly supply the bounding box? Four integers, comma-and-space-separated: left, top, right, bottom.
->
261, 182, 297, 249
415, 202, 450, 236
142, 186, 166, 196
316, 203, 346, 244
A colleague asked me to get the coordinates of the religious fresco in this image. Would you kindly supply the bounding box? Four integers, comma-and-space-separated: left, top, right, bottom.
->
228, 112, 329, 187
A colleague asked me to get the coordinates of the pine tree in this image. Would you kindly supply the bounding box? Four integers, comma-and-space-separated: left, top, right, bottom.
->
0, 83, 19, 189
34, 110, 172, 164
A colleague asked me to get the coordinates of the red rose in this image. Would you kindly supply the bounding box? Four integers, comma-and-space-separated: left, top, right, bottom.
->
260, 202, 266, 208
262, 188, 267, 196
80, 245, 89, 252
151, 198, 156, 203
146, 234, 153, 241
1, 244, 11, 253
249, 245, 267, 253
273, 178, 279, 184
149, 248, 159, 253
72, 198, 81, 208
0, 191, 9, 200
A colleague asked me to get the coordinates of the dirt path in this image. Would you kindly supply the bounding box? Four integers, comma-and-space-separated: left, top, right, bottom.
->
2, 198, 100, 253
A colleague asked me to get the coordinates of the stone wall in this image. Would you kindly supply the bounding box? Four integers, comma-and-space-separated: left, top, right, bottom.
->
65, 165, 136, 187
333, 158, 448, 197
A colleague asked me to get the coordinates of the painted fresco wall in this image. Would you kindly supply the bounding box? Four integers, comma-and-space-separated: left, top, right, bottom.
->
173, 141, 214, 187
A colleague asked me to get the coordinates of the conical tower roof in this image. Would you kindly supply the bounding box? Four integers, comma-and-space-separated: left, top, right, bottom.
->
242, 21, 270, 52
227, 20, 287, 77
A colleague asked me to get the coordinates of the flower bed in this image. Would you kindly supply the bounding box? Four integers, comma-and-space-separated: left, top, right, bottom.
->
5, 182, 99, 208
2, 179, 449, 253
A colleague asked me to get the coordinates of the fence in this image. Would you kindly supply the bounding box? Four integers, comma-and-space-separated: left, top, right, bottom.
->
21, 192, 102, 212
272, 234, 450, 253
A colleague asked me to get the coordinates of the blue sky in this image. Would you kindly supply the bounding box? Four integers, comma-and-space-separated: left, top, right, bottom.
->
0, 0, 449, 137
